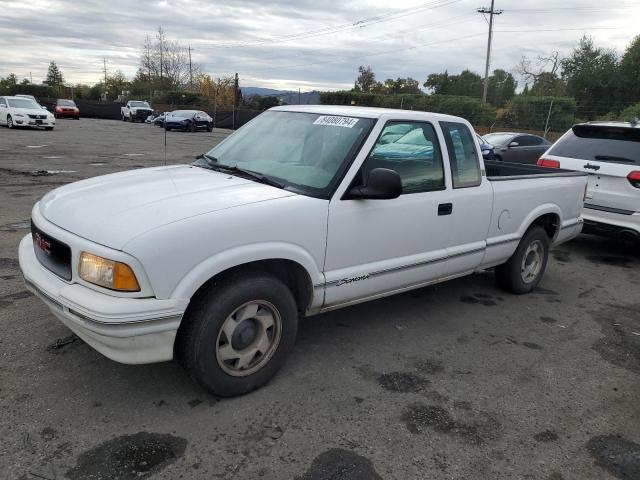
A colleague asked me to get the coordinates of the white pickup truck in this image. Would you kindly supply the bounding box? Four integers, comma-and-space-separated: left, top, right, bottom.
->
121, 100, 153, 122
19, 106, 587, 396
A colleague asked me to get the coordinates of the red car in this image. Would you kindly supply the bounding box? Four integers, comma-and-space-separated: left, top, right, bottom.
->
53, 99, 80, 119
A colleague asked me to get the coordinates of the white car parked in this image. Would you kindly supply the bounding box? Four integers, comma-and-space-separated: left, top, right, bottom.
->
19, 106, 587, 396
539, 120, 640, 242
0, 96, 55, 130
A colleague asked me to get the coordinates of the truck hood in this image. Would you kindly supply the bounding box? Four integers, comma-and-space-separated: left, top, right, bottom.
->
39, 165, 296, 249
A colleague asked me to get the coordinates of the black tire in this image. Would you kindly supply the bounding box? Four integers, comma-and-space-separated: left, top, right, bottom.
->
121, 114, 126, 121
6, 115, 13, 129
45, 127, 54, 131
177, 271, 298, 397
75, 116, 80, 120
189, 122, 196, 132
207, 124, 213, 132
165, 126, 171, 131
495, 226, 550, 294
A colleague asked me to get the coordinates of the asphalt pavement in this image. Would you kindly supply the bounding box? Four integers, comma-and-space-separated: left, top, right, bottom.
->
0, 118, 639, 480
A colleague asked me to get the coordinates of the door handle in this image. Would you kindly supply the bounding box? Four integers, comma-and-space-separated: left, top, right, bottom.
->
438, 203, 453, 216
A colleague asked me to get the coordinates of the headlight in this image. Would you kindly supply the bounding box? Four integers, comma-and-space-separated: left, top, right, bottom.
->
15, 113, 25, 117
79, 252, 140, 291
482, 150, 490, 155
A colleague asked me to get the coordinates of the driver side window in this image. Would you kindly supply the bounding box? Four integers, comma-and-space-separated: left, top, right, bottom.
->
359, 121, 445, 194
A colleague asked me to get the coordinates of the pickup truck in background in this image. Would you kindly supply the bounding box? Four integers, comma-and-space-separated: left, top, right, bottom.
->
19, 106, 587, 397
121, 100, 153, 122
538, 121, 640, 243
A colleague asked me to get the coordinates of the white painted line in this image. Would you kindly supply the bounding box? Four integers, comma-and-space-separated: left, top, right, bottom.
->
26, 145, 48, 148
123, 153, 145, 156
42, 156, 63, 159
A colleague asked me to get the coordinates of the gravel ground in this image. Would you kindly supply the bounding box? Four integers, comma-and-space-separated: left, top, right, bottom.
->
0, 118, 639, 480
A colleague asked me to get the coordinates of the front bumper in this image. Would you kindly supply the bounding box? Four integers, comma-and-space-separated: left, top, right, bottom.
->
14, 116, 55, 128
19, 235, 187, 364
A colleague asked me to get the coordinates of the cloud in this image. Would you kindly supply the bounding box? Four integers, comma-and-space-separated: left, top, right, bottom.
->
2, 0, 639, 90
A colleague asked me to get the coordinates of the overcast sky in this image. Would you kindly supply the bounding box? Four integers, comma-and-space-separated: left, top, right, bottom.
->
2, 0, 639, 91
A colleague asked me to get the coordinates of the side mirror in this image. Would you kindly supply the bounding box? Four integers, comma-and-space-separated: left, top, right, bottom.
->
347, 168, 402, 200
508, 141, 519, 148
0, 104, 6, 108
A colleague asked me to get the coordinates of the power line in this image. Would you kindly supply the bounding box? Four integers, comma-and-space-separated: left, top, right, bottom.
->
195, 0, 463, 49
478, 1, 503, 104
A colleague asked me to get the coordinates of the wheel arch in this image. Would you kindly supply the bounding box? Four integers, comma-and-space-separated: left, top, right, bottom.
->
519, 205, 561, 242
170, 244, 324, 312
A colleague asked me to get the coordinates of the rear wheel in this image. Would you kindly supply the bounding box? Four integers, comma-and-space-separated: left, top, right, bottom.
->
495, 226, 549, 294
45, 127, 54, 130
207, 123, 213, 132
177, 271, 298, 397
189, 122, 196, 132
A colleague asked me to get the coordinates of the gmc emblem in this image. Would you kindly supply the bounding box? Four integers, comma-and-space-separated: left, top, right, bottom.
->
35, 232, 51, 255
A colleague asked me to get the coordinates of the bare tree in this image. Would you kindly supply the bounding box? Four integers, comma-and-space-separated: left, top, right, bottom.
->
516, 52, 564, 95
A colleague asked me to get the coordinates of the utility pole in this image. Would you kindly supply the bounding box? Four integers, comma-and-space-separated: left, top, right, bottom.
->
103, 58, 108, 101
188, 45, 193, 91
478, 0, 503, 103
29, 72, 33, 84
233, 73, 239, 130
298, 87, 301, 105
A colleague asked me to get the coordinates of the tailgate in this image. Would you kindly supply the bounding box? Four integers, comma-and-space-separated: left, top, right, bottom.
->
543, 124, 640, 213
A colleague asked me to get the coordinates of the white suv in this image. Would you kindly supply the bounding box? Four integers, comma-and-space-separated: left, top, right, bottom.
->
538, 121, 640, 242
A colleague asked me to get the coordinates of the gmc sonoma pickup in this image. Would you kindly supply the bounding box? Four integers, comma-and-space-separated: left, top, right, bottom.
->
19, 106, 587, 396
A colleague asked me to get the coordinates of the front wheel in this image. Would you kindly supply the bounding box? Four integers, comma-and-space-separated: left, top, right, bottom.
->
177, 272, 298, 397
6, 115, 13, 129
45, 127, 54, 131
495, 226, 549, 294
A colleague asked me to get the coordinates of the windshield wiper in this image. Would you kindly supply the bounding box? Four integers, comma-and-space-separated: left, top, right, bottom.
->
594, 155, 636, 164
194, 155, 285, 189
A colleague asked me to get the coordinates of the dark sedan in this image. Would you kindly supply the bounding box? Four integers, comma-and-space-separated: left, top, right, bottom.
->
483, 132, 551, 164
164, 110, 213, 132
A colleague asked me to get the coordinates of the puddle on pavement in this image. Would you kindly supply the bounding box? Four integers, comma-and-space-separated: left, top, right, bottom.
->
588, 434, 640, 479
66, 432, 187, 480
296, 448, 382, 480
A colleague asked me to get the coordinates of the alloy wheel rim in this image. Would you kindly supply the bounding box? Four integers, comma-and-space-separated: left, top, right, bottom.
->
521, 240, 544, 283
215, 300, 282, 377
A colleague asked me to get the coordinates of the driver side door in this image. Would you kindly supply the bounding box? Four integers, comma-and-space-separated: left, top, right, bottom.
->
323, 120, 452, 309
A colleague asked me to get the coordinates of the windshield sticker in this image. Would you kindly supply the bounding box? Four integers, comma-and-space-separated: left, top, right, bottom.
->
313, 116, 359, 128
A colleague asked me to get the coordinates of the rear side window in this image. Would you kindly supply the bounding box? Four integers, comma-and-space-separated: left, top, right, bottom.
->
440, 121, 482, 188
515, 135, 543, 146
549, 126, 640, 165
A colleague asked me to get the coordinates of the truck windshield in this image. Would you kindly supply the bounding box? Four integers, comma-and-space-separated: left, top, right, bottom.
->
130, 101, 150, 108
201, 111, 375, 197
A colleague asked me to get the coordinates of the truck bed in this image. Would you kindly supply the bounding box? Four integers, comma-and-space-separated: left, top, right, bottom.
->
485, 160, 586, 181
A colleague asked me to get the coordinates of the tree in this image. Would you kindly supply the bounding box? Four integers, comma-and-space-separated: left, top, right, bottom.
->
137, 27, 201, 95
105, 70, 130, 100
424, 69, 482, 98
354, 65, 380, 93
44, 61, 64, 90
561, 35, 619, 118
517, 52, 565, 96
486, 69, 517, 107
619, 35, 640, 105
382, 77, 422, 94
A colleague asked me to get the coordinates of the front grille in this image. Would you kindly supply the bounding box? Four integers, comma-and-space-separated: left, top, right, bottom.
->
28, 114, 47, 119
134, 109, 152, 117
31, 221, 72, 280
